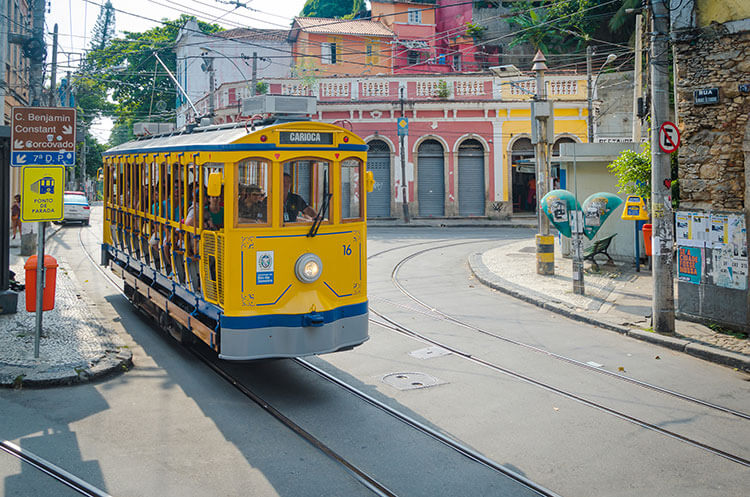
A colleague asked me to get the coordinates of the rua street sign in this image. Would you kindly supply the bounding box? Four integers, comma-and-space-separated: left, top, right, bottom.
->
11, 106, 76, 166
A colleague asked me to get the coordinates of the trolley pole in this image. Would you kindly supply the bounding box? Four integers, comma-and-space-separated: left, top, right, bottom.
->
399, 87, 410, 223
649, 0, 675, 334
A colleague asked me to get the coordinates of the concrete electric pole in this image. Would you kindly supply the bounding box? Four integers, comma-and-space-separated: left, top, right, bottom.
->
649, 0, 676, 334
532, 50, 553, 275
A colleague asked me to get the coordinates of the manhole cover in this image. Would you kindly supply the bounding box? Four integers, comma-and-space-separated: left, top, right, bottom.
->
409, 346, 451, 360
382, 372, 445, 390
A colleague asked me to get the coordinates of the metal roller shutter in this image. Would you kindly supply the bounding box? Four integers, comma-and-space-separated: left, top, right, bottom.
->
366, 140, 391, 218
458, 140, 485, 216
417, 140, 445, 217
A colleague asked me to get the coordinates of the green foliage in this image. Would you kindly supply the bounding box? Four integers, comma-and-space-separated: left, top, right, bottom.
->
608, 0, 640, 32
465, 22, 486, 39
508, 1, 615, 53
90, 1, 116, 52
108, 118, 135, 148
82, 134, 106, 177
301, 0, 365, 18
436, 80, 450, 98
256, 81, 269, 95
83, 15, 222, 130
607, 141, 651, 205
291, 60, 320, 90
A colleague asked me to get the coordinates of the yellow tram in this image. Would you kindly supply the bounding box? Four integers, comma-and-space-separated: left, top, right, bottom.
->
101, 117, 371, 360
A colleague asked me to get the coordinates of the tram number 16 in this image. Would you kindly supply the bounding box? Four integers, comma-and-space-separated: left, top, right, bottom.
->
343, 244, 352, 256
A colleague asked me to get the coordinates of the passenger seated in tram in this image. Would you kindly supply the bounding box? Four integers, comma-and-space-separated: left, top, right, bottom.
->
206, 186, 224, 230
238, 184, 267, 223
283, 172, 316, 222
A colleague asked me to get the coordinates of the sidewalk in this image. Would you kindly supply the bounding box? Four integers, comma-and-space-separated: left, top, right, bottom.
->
469, 238, 750, 372
0, 230, 132, 388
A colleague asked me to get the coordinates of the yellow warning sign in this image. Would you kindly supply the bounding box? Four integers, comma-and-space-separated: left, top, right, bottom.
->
21, 165, 65, 222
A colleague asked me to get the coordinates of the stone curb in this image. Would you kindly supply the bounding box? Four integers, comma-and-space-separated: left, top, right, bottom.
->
468, 254, 750, 372
0, 348, 133, 389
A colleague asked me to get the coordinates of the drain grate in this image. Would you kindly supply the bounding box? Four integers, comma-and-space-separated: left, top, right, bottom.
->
409, 346, 451, 360
382, 372, 445, 390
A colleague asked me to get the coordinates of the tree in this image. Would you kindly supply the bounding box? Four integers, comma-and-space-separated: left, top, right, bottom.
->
508, 1, 627, 54
607, 142, 651, 205
90, 1, 115, 52
300, 0, 366, 18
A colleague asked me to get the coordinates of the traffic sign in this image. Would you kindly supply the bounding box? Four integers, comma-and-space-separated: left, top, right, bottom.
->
397, 117, 408, 136
12, 106, 76, 166
658, 121, 680, 154
21, 166, 65, 222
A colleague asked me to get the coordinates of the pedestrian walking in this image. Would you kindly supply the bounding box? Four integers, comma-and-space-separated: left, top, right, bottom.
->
11, 194, 21, 239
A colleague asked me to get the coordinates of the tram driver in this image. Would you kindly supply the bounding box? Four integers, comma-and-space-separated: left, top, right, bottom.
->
238, 184, 267, 223
283, 173, 316, 222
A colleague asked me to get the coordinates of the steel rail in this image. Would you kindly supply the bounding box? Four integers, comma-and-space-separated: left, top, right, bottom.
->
295, 358, 563, 497
386, 241, 750, 421
369, 308, 750, 468
0, 440, 112, 497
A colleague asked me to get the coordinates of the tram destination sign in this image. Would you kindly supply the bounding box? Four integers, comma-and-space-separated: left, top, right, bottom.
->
11, 106, 77, 166
279, 131, 334, 145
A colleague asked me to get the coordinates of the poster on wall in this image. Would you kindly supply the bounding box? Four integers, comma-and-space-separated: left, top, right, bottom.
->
678, 246, 703, 284
675, 211, 707, 247
709, 214, 728, 245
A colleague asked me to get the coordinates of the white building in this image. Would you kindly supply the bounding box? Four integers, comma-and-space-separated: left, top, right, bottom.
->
175, 19, 292, 128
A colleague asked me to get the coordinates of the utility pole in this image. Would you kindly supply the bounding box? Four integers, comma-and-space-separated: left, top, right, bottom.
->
586, 45, 593, 143
0, 0, 7, 124
650, 0, 675, 334
203, 53, 215, 123
532, 50, 553, 275
49, 24, 58, 106
399, 87, 410, 223
632, 14, 643, 142
251, 52, 257, 96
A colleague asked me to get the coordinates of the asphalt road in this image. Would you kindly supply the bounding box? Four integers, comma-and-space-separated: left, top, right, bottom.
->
1, 210, 748, 496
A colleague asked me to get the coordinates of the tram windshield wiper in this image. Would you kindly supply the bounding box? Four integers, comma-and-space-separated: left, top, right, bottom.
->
308, 193, 332, 237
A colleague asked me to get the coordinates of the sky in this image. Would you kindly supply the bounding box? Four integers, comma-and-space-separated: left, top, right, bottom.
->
47, 0, 309, 141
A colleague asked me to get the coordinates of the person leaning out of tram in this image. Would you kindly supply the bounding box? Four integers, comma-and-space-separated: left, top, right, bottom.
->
283, 173, 316, 222
238, 184, 267, 223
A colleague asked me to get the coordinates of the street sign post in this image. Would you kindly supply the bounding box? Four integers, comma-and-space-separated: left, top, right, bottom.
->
11, 106, 76, 166
658, 121, 680, 154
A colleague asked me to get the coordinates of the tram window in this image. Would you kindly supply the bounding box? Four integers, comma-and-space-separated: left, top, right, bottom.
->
283, 159, 328, 223
237, 158, 269, 225
341, 158, 363, 220
203, 163, 224, 230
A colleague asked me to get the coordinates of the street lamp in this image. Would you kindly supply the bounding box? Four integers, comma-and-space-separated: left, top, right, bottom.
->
587, 53, 617, 142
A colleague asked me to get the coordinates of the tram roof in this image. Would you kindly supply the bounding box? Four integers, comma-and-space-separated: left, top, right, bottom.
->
103, 124, 257, 157
103, 120, 367, 157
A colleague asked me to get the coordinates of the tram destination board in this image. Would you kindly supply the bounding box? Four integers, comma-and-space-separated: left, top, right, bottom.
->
11, 106, 77, 166
279, 131, 334, 145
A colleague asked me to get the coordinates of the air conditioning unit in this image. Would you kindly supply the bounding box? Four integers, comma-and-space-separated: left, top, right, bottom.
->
134, 122, 175, 136
242, 95, 317, 116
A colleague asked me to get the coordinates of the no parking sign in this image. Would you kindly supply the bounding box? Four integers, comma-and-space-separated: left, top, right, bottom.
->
658, 121, 680, 153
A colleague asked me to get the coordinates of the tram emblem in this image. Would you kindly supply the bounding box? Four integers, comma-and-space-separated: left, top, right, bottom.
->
256, 250, 275, 285
30, 176, 55, 194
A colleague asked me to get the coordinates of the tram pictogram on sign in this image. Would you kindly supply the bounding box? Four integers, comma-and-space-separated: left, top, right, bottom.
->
658, 121, 680, 154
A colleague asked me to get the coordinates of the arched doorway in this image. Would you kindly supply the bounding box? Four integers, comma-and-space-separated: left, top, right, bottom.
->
511, 137, 535, 213
458, 139, 485, 216
553, 137, 577, 189
417, 139, 445, 216
366, 139, 391, 218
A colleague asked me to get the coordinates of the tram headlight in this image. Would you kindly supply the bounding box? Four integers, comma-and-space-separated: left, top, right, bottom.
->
295, 253, 322, 283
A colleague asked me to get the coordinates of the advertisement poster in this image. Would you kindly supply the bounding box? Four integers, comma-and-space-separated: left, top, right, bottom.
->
675, 212, 690, 245
678, 246, 702, 284
690, 212, 709, 247
709, 214, 728, 245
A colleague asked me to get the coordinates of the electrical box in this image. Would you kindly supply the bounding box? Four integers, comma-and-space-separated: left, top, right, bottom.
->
242, 95, 317, 116
621, 195, 649, 221
530, 100, 554, 144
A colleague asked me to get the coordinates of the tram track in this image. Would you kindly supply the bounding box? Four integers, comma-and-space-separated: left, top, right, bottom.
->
76, 222, 560, 497
0, 440, 111, 497
366, 240, 750, 468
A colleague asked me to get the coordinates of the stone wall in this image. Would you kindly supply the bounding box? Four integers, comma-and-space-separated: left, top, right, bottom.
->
675, 28, 750, 210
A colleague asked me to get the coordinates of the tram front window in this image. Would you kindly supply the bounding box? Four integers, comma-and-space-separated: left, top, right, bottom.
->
283, 159, 328, 224
237, 158, 269, 225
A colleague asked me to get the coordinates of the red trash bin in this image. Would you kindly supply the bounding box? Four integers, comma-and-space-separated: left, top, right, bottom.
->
642, 223, 653, 257
24, 255, 59, 312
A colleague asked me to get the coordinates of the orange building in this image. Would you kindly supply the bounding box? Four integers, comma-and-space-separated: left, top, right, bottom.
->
289, 17, 394, 77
